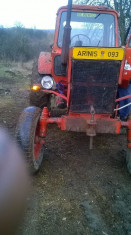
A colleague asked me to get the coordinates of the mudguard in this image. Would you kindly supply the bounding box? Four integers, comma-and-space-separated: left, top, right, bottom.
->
38, 52, 52, 75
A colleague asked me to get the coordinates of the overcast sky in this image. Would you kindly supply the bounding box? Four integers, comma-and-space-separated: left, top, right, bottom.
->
0, 0, 68, 29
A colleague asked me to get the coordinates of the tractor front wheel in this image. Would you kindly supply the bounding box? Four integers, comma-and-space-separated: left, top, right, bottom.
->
16, 106, 45, 174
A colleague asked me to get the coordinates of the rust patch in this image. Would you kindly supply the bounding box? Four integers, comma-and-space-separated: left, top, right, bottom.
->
66, 117, 87, 132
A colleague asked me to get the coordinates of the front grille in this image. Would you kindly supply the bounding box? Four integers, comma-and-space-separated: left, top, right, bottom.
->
70, 60, 121, 113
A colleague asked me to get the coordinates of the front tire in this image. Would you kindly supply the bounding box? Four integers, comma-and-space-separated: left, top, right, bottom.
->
16, 106, 45, 174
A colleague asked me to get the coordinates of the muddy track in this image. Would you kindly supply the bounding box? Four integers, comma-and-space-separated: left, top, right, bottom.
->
19, 125, 131, 235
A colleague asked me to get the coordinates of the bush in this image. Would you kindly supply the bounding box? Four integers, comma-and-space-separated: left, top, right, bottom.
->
0, 26, 54, 62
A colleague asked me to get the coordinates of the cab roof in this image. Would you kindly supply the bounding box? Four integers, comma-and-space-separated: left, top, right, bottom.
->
57, 4, 119, 17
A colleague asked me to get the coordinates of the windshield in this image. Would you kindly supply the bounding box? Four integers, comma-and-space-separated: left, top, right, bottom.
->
58, 11, 115, 48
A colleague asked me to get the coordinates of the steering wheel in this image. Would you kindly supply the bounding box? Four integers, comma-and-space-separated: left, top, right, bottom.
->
71, 34, 91, 46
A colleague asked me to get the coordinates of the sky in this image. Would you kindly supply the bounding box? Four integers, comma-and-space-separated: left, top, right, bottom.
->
0, 0, 68, 29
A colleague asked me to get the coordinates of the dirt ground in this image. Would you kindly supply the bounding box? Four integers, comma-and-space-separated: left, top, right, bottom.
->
0, 61, 131, 235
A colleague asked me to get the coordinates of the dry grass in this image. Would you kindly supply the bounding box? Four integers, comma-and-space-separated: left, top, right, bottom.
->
0, 60, 33, 89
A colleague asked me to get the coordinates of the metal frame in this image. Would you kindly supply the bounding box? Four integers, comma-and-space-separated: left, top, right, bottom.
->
39, 107, 131, 149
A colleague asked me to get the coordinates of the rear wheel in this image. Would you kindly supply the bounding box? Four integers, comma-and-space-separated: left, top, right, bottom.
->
16, 106, 45, 174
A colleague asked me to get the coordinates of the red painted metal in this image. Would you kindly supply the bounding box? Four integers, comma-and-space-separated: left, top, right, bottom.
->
34, 4, 131, 148
115, 95, 131, 102
35, 4, 121, 95
34, 143, 42, 160
39, 108, 124, 135
57, 5, 119, 17
42, 90, 68, 103
121, 48, 131, 88
38, 107, 131, 150
38, 52, 52, 75
34, 121, 44, 160
51, 4, 119, 86
120, 35, 131, 88
39, 107, 49, 137
126, 47, 131, 65
36, 3, 121, 87
118, 50, 126, 85
67, 49, 72, 106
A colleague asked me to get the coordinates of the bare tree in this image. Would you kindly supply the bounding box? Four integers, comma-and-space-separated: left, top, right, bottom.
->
73, 0, 131, 44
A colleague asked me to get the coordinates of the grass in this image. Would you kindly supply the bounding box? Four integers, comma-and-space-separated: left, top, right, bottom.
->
0, 60, 33, 89
0, 96, 15, 108
0, 60, 32, 130
0, 59, 33, 108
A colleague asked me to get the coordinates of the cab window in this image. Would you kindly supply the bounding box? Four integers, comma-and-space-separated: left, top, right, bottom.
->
58, 11, 115, 48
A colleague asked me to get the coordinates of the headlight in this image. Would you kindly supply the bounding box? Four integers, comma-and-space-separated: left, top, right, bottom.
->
41, 76, 54, 89
124, 60, 131, 71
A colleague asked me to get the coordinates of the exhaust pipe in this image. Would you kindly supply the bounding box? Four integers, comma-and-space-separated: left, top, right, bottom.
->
61, 0, 72, 64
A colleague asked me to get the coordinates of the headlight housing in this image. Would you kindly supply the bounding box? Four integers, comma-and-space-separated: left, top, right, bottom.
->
41, 76, 54, 89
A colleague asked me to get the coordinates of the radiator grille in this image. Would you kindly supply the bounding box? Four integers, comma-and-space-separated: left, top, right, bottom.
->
70, 60, 121, 113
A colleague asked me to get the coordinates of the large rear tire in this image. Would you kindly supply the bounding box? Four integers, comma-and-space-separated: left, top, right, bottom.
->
16, 106, 45, 174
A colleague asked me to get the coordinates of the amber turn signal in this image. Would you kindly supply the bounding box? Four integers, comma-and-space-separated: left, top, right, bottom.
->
31, 85, 41, 91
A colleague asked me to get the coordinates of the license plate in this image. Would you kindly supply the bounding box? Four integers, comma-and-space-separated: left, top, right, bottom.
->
72, 47, 124, 60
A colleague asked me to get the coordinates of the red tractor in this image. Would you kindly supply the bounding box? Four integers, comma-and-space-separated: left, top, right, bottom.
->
16, 0, 131, 174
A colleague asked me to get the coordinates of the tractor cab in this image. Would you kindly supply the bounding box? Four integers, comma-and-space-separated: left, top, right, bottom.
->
50, 4, 124, 115
58, 9, 116, 48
